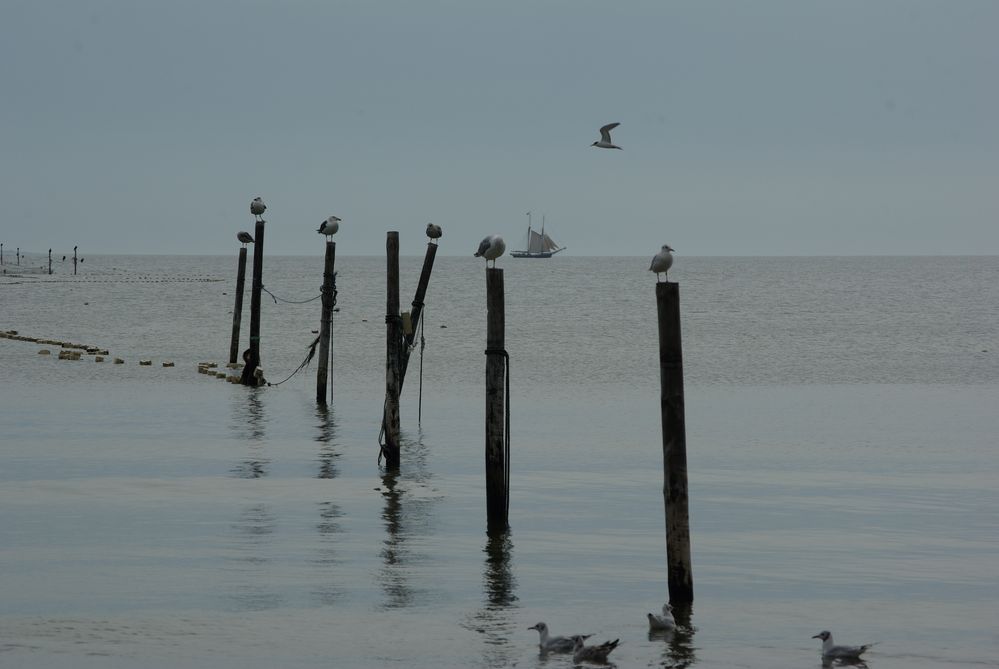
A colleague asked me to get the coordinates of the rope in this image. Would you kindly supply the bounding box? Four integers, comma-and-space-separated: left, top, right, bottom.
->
484, 347, 511, 517
267, 335, 320, 386
261, 284, 323, 305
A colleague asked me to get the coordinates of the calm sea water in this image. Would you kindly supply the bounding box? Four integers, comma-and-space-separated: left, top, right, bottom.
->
1, 254, 997, 669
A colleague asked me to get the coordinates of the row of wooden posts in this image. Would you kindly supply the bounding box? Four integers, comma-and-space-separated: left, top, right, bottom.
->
0, 245, 80, 275
223, 219, 693, 603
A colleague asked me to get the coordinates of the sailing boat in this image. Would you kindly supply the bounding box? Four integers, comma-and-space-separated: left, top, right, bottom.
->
511, 212, 566, 258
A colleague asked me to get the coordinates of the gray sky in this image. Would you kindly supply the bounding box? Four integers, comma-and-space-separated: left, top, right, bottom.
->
2, 0, 997, 257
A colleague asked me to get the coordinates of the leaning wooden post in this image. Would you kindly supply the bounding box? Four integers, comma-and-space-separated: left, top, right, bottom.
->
382, 231, 402, 467
228, 246, 248, 365
241, 219, 265, 386
656, 280, 694, 603
485, 267, 509, 530
316, 240, 337, 404
398, 241, 438, 392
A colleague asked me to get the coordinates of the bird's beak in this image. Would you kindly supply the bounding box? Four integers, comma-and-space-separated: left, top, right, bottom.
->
811, 634, 822, 639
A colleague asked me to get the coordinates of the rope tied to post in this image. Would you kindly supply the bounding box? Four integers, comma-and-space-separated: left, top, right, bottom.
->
484, 347, 511, 517
261, 284, 324, 305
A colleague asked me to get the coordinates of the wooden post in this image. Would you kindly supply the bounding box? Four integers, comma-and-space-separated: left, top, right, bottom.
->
485, 267, 509, 530
73, 246, 78, 275
382, 231, 402, 467
398, 241, 438, 392
228, 246, 248, 365
656, 281, 693, 603
316, 240, 337, 404
48, 249, 52, 275
241, 219, 265, 386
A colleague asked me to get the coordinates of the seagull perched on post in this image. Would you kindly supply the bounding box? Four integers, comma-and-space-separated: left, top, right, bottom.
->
572, 635, 620, 664
237, 231, 255, 246
317, 216, 341, 239
474, 234, 505, 267
426, 222, 442, 242
649, 244, 675, 282
812, 631, 876, 661
528, 623, 591, 654
591, 122, 622, 150
647, 603, 676, 631
250, 197, 266, 220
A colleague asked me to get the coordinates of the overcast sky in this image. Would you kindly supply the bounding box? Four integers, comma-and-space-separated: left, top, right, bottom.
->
2, 0, 997, 257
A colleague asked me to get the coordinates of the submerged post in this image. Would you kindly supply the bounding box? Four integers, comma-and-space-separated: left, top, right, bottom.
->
241, 219, 265, 386
382, 231, 402, 467
656, 281, 693, 603
485, 267, 509, 530
228, 246, 248, 365
317, 240, 337, 404
73, 246, 78, 275
398, 241, 438, 392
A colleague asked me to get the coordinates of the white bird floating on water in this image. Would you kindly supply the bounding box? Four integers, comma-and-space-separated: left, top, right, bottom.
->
649, 244, 675, 282
474, 234, 505, 267
237, 231, 255, 246
318, 216, 341, 239
647, 602, 676, 631
426, 222, 443, 242
591, 122, 622, 150
528, 622, 591, 654
572, 635, 620, 664
250, 197, 266, 219
812, 630, 875, 661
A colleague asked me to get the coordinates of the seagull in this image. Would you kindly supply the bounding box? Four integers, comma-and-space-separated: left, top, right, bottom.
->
649, 244, 675, 282
237, 231, 255, 246
812, 631, 875, 661
318, 216, 341, 239
426, 222, 443, 242
591, 122, 622, 150
528, 623, 591, 654
250, 197, 266, 219
572, 635, 620, 664
474, 234, 505, 267
647, 603, 676, 631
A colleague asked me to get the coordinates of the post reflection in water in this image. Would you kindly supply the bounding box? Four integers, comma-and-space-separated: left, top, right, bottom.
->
314, 404, 339, 479
652, 602, 697, 669
311, 500, 343, 606
226, 503, 284, 611
467, 528, 519, 669
230, 387, 269, 478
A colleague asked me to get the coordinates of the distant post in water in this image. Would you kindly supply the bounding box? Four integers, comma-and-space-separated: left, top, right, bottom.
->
316, 240, 337, 404
73, 246, 78, 275
228, 245, 248, 365
484, 267, 509, 530
382, 231, 402, 467
656, 281, 694, 603
241, 219, 265, 386
48, 248, 52, 275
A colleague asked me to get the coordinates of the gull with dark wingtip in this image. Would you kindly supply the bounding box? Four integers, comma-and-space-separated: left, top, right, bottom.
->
318, 216, 341, 239
591, 122, 622, 149
474, 234, 505, 267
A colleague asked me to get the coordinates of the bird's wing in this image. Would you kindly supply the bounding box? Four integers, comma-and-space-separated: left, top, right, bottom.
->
599, 122, 620, 142
475, 237, 491, 257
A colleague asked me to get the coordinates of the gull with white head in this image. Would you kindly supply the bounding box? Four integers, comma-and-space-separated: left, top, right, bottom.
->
528, 622, 591, 654
647, 602, 676, 631
649, 244, 675, 282
812, 631, 875, 661
474, 234, 505, 267
591, 122, 622, 150
250, 197, 266, 219
318, 216, 341, 239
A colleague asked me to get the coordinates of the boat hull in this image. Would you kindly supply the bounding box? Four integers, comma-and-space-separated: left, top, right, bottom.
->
510, 249, 564, 258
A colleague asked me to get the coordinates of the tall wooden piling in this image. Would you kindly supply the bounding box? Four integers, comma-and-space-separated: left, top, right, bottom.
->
241, 219, 265, 386
485, 267, 509, 530
228, 246, 248, 365
382, 231, 402, 467
73, 246, 78, 275
656, 280, 694, 603
398, 241, 438, 392
316, 240, 337, 404
48, 249, 52, 275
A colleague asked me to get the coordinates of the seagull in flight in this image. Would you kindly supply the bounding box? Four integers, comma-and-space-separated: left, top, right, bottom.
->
591, 122, 622, 149
237, 231, 255, 246
318, 215, 341, 239
250, 197, 266, 220
474, 234, 505, 267
649, 244, 675, 282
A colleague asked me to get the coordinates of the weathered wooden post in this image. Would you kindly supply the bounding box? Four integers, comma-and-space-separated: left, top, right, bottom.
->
316, 240, 337, 404
656, 280, 694, 603
241, 219, 265, 386
73, 246, 78, 275
228, 246, 248, 365
1, 243, 4, 264
16, 248, 20, 265
48, 249, 52, 275
382, 231, 402, 467
485, 267, 509, 530
398, 241, 438, 391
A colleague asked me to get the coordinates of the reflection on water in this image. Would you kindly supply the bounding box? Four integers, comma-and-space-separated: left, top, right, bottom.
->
653, 602, 697, 669
226, 504, 284, 611
231, 387, 269, 477
315, 404, 339, 479
466, 529, 519, 668
312, 500, 343, 606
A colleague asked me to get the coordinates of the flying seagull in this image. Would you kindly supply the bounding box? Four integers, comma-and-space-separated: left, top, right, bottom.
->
812, 631, 876, 661
572, 635, 620, 664
474, 234, 505, 267
528, 623, 591, 654
318, 215, 341, 239
426, 222, 443, 242
591, 122, 622, 149
648, 603, 676, 631
649, 244, 675, 282
237, 231, 255, 246
250, 197, 266, 219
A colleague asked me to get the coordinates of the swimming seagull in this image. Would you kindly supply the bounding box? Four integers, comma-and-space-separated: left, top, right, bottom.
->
572, 635, 620, 664
528, 622, 591, 654
426, 222, 443, 242
237, 231, 255, 246
647, 603, 676, 631
318, 215, 341, 239
812, 631, 875, 661
474, 234, 505, 267
250, 197, 266, 219
649, 244, 675, 282
591, 122, 622, 150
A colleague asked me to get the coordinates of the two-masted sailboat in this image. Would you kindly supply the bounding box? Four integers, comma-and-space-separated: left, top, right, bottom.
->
510, 212, 566, 258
